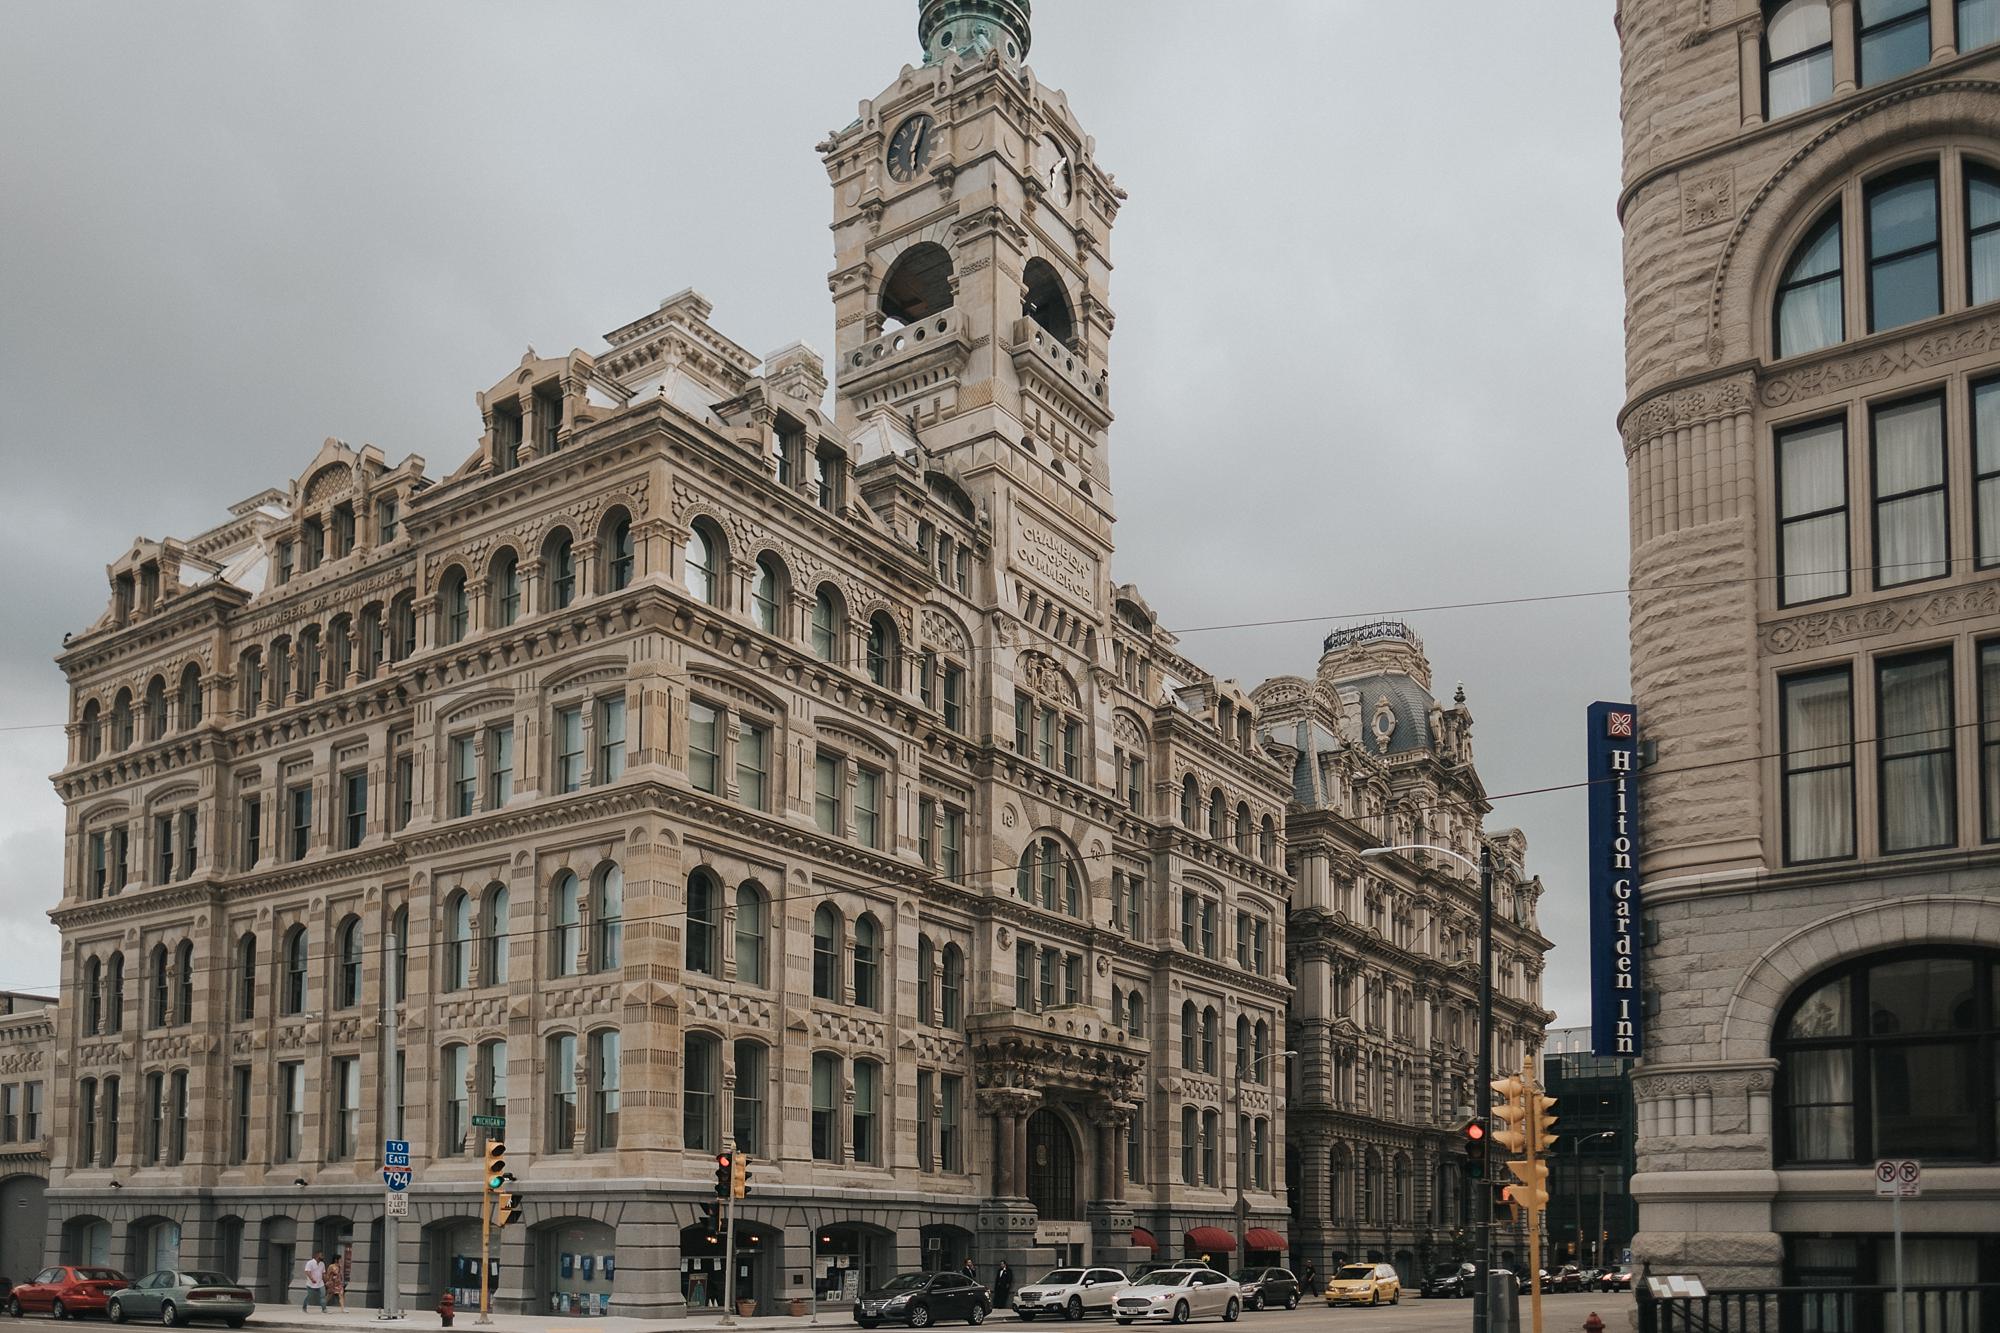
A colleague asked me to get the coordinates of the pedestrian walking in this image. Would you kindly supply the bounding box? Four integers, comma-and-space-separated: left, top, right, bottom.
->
328, 1257, 346, 1312
302, 1252, 328, 1313
1301, 1263, 1316, 1294
993, 1261, 1013, 1310
960, 1257, 977, 1282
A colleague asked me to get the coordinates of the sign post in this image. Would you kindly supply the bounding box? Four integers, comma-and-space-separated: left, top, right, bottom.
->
378, 935, 405, 1321
1586, 703, 1644, 1058
1876, 1160, 1922, 1333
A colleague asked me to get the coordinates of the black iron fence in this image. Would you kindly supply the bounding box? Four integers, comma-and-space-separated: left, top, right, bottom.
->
1637, 1283, 1998, 1333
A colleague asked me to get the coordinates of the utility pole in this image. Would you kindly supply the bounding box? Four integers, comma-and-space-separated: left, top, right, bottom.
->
379, 932, 402, 1320
1475, 841, 1494, 1333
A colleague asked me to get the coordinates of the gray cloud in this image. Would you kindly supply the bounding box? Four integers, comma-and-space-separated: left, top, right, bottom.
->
0, 2, 1629, 1028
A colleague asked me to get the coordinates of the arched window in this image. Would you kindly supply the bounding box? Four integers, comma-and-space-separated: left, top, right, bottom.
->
1125, 987, 1144, 1034
685, 870, 720, 977
79, 699, 102, 760
751, 554, 785, 634
296, 625, 322, 697
1971, 165, 2000, 308
545, 1032, 577, 1151
917, 935, 935, 1025
812, 904, 840, 1000
551, 872, 582, 977
811, 585, 842, 661
684, 523, 721, 605
105, 951, 125, 1033
1363, 1147, 1382, 1224
853, 914, 883, 1009
866, 613, 897, 687
391, 907, 408, 1003
83, 957, 103, 1035
733, 1038, 768, 1154
1201, 1109, 1219, 1184
1201, 1005, 1218, 1074
1330, 1144, 1350, 1221
1775, 208, 1843, 359
335, 917, 363, 1008
1260, 815, 1278, 865
1208, 789, 1226, 839
603, 513, 634, 592
1235, 1015, 1253, 1082
1763, 0, 1833, 118
147, 943, 170, 1028
1181, 1106, 1199, 1183
177, 665, 202, 729
1021, 257, 1075, 344
1180, 775, 1199, 828
112, 689, 134, 750
482, 885, 509, 985
328, 616, 352, 685
441, 1043, 468, 1154
478, 1038, 507, 1120
543, 529, 577, 611
1015, 836, 1083, 916
590, 1029, 620, 1151
143, 677, 167, 742
358, 605, 383, 678
438, 567, 469, 644
1234, 802, 1253, 855
880, 242, 955, 328
810, 1051, 841, 1160
1775, 946, 1999, 1164
1867, 167, 1942, 334
1181, 1000, 1199, 1068
388, 592, 417, 661
281, 926, 308, 1015
683, 1030, 721, 1152
443, 892, 471, 991
941, 943, 964, 1028
1254, 1019, 1271, 1081
851, 1057, 881, 1164
735, 882, 767, 987
236, 935, 256, 1020
1393, 1153, 1411, 1223
488, 549, 520, 628
594, 864, 623, 971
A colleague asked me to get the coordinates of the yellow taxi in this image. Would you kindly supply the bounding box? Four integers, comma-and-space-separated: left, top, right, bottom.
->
1323, 1263, 1402, 1307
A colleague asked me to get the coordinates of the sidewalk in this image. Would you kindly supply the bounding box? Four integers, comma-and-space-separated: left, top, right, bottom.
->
246, 1306, 886, 1333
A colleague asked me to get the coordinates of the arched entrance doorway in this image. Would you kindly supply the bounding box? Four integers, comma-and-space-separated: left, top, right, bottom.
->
127, 1217, 180, 1275
257, 1217, 295, 1304
419, 1216, 483, 1309
537, 1217, 616, 1316
0, 1177, 47, 1281
814, 1223, 892, 1305
1026, 1110, 1078, 1221
675, 1221, 780, 1315
919, 1225, 971, 1274
61, 1215, 109, 1267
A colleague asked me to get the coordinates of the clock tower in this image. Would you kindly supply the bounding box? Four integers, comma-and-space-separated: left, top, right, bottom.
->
820, 0, 1121, 624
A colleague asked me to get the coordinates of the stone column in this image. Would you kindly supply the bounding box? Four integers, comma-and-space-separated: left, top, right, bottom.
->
1930, 0, 1956, 58
1831, 0, 1858, 91
1738, 19, 1765, 126
1012, 1108, 1030, 1198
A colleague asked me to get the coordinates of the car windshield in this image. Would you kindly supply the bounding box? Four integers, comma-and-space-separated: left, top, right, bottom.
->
1143, 1273, 1195, 1288
76, 1270, 123, 1282
1337, 1266, 1377, 1281
877, 1275, 930, 1293
1431, 1265, 1462, 1277
182, 1274, 235, 1288
1230, 1271, 1263, 1282
1040, 1271, 1085, 1284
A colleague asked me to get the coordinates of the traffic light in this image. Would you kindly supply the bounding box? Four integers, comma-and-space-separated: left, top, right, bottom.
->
1462, 1122, 1488, 1180
1489, 1075, 1528, 1155
1530, 1091, 1559, 1156
484, 1139, 507, 1191
699, 1200, 721, 1234
493, 1191, 522, 1227
730, 1153, 749, 1200
714, 1152, 733, 1198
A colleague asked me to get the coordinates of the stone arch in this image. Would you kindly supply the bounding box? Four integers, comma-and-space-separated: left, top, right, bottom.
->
880, 241, 955, 327
1705, 79, 2000, 362
1719, 893, 2000, 1061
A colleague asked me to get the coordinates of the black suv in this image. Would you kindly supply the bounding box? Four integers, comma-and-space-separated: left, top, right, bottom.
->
1231, 1269, 1301, 1311
1420, 1264, 1477, 1299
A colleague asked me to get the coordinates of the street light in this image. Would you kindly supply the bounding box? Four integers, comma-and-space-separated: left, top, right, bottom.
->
1231, 1045, 1298, 1266
1567, 1131, 1616, 1266
1361, 841, 1493, 1333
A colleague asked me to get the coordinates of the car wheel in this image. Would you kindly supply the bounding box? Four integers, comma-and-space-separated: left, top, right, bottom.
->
1066, 1298, 1083, 1322
7, 1299, 20, 1320
1244, 1295, 1259, 1313
1223, 1299, 1239, 1324
107, 1303, 124, 1327
970, 1304, 989, 1326
161, 1302, 181, 1328
1171, 1301, 1189, 1325
1285, 1294, 1299, 1311
907, 1302, 932, 1328
52, 1301, 67, 1321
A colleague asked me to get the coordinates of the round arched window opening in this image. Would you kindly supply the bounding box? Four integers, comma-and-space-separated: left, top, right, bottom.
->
1022, 258, 1075, 345
880, 242, 955, 329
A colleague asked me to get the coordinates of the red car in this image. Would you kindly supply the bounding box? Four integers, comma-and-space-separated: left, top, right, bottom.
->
8, 1267, 130, 1319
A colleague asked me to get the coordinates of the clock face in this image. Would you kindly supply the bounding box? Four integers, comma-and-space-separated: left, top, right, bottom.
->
887, 114, 935, 182
1041, 134, 1072, 206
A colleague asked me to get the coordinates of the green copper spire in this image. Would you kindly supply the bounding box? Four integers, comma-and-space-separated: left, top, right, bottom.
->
918, 0, 1030, 65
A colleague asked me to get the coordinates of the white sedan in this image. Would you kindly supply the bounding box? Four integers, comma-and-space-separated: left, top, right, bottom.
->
1014, 1268, 1130, 1320
1112, 1270, 1241, 1325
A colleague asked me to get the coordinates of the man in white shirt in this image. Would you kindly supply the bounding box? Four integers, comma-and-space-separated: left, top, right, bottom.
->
303, 1252, 327, 1312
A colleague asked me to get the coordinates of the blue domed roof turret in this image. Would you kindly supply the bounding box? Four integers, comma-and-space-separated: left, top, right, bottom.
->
919, 0, 1031, 65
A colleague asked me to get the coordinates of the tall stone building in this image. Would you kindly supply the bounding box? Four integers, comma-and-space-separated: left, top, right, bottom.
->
1618, 0, 2000, 1288
0, 992, 57, 1284
1256, 624, 1552, 1283
43, 2, 1298, 1315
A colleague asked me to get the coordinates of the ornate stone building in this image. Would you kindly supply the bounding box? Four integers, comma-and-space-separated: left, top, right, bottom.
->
43, 2, 1296, 1315
1619, 0, 2000, 1287
1255, 625, 1551, 1284
0, 993, 56, 1285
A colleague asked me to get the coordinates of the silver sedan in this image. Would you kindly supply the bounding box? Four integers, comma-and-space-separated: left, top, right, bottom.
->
107, 1271, 254, 1328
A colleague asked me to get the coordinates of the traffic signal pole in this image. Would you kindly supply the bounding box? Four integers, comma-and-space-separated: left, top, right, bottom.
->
1474, 842, 1494, 1333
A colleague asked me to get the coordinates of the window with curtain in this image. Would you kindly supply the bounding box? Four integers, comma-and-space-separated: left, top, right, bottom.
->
1975, 381, 2000, 568
686, 871, 719, 976
547, 1032, 577, 1150
736, 717, 769, 810
174, 941, 193, 1023
336, 918, 363, 1008
684, 1031, 719, 1151
811, 587, 840, 661
552, 873, 582, 977
917, 936, 935, 1025
1180, 1107, 1198, 1183
282, 928, 308, 1015
811, 1051, 839, 1161
733, 1039, 766, 1154
441, 1044, 468, 1155
941, 945, 964, 1028
751, 555, 783, 633
1782, 667, 1856, 863
735, 883, 767, 986
1776, 211, 1844, 358
1765, 0, 1834, 117
1965, 0, 2000, 47
1181, 1002, 1199, 1068
852, 1058, 880, 1164
688, 700, 719, 794
444, 892, 472, 991
812, 905, 840, 1000
1966, 167, 2000, 311
1856, 0, 1930, 86
1868, 168, 1942, 332
1980, 641, 2000, 841
853, 915, 882, 1008
866, 614, 896, 687
1872, 394, 1948, 587
1877, 649, 1956, 853
482, 886, 509, 985
684, 525, 719, 605
1778, 418, 1850, 605
606, 516, 634, 590
815, 752, 843, 835
1775, 948, 1997, 1164
1201, 1007, 1218, 1074
595, 864, 623, 970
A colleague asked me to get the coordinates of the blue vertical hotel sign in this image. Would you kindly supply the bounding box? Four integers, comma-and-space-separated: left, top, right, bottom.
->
1587, 701, 1643, 1058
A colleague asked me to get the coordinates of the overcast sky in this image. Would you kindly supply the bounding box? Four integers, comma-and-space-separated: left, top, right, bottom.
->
0, 2, 1628, 1028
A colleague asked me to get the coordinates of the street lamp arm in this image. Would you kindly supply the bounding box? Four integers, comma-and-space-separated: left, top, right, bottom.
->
1360, 842, 1481, 876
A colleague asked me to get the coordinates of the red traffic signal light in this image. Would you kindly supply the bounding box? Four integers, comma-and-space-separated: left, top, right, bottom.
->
1463, 1122, 1489, 1179
1465, 1123, 1486, 1141
713, 1153, 733, 1198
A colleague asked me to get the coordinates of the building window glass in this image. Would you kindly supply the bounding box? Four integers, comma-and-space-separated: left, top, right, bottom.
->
685, 525, 719, 605
1872, 394, 1948, 588
752, 555, 782, 633
548, 533, 575, 609
814, 753, 842, 836
330, 1057, 358, 1160
479, 1039, 507, 1121
444, 892, 472, 992
686, 871, 720, 977
1968, 167, 2000, 308
1868, 169, 1943, 333
1778, 418, 1850, 605
737, 718, 770, 809
851, 1058, 880, 1165
855, 768, 882, 848
336, 917, 363, 1008
482, 886, 509, 984
1979, 640, 2000, 840
812, 904, 839, 1000
278, 1061, 304, 1163
547, 1032, 577, 1151
594, 864, 623, 971
735, 882, 767, 987
606, 518, 634, 591
811, 587, 839, 661
1963, 0, 2000, 48
554, 705, 583, 793
1782, 666, 1856, 863
552, 872, 582, 977
683, 1031, 719, 1152
1776, 211, 1844, 358
689, 701, 720, 794
1765, 0, 1834, 117
853, 915, 882, 1009
1857, 0, 1930, 86
485, 724, 514, 808
595, 696, 625, 782
1877, 649, 1956, 853
941, 944, 963, 1028
810, 1051, 839, 1161
733, 1039, 767, 1154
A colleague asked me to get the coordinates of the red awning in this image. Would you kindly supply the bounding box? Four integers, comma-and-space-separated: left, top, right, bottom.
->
1184, 1226, 1237, 1254
1244, 1228, 1288, 1252
1132, 1227, 1159, 1255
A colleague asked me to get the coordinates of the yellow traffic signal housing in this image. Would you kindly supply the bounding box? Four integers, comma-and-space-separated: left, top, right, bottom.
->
493, 1191, 522, 1226
1489, 1074, 1529, 1154
1530, 1092, 1559, 1154
730, 1153, 748, 1199
484, 1139, 507, 1191
1506, 1157, 1551, 1212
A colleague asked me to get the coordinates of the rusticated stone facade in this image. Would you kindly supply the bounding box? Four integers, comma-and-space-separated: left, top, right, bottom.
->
40, 5, 1299, 1316
1618, 0, 2000, 1288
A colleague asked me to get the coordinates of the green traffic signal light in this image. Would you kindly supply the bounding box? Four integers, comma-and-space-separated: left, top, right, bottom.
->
485, 1138, 507, 1190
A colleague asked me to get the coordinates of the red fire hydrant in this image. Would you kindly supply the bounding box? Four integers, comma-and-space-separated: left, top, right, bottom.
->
1585, 1312, 1606, 1333
437, 1292, 455, 1327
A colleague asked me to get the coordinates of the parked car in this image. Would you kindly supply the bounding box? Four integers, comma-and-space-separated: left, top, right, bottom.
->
1550, 1266, 1586, 1294
1112, 1269, 1241, 1325
1229, 1270, 1299, 1312
1013, 1269, 1129, 1321
854, 1273, 990, 1328
8, 1267, 130, 1319
1598, 1268, 1634, 1292
107, 1271, 254, 1328
1323, 1264, 1401, 1307
1419, 1263, 1477, 1299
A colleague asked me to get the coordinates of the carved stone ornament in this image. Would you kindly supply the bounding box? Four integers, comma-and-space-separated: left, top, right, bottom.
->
1621, 373, 1755, 451
1762, 577, 2000, 654
1680, 169, 1734, 232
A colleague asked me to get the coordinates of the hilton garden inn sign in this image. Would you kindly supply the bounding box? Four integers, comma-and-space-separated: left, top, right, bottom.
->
1587, 702, 1644, 1058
